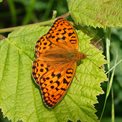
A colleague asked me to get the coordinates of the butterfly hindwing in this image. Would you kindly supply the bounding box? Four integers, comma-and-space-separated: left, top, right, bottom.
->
32, 58, 77, 108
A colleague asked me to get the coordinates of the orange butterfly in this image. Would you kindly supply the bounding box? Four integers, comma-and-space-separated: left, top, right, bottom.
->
32, 18, 86, 108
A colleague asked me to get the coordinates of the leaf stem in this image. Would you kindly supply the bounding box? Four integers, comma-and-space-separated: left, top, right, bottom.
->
111, 88, 115, 122
100, 27, 111, 120
100, 27, 118, 121
106, 28, 111, 70
106, 59, 122, 74
52, 10, 57, 19
0, 19, 54, 33
100, 54, 117, 121
0, 12, 70, 34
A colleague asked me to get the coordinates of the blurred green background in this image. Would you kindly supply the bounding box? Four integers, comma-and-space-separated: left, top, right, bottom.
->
0, 0, 122, 122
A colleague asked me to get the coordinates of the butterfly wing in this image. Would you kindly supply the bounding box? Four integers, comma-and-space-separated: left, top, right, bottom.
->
32, 17, 79, 108
35, 18, 79, 58
35, 35, 52, 58
32, 59, 76, 108
46, 18, 78, 49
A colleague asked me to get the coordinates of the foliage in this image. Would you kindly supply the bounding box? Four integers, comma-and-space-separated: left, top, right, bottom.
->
68, 0, 122, 27
0, 0, 122, 122
0, 24, 106, 122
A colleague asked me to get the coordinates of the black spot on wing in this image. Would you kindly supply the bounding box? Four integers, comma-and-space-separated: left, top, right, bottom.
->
66, 76, 72, 79
51, 72, 55, 77
57, 73, 61, 78
68, 32, 74, 36
63, 78, 69, 85
61, 88, 66, 91
66, 68, 73, 74
55, 80, 60, 86
51, 86, 54, 89
56, 87, 59, 91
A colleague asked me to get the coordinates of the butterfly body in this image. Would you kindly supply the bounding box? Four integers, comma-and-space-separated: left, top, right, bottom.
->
40, 47, 86, 63
32, 18, 86, 108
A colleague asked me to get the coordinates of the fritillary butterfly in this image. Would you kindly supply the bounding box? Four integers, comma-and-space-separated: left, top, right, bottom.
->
32, 18, 86, 108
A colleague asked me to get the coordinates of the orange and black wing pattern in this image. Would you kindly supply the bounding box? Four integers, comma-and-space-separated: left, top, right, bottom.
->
32, 18, 79, 108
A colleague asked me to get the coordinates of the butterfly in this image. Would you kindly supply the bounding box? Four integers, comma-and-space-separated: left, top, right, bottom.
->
32, 17, 87, 108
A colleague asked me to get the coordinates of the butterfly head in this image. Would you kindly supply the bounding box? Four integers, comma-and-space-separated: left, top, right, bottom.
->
74, 51, 87, 66
76, 51, 87, 61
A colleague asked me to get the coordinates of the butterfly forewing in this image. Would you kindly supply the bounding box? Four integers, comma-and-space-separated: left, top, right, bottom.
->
35, 35, 52, 58
46, 18, 78, 49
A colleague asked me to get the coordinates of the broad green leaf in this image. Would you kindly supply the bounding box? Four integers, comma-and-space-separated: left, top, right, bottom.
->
0, 24, 107, 122
0, 0, 3, 2
67, 0, 122, 27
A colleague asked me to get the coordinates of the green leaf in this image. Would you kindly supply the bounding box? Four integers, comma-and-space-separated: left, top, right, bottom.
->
67, 0, 122, 27
0, 24, 107, 122
0, 0, 3, 2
